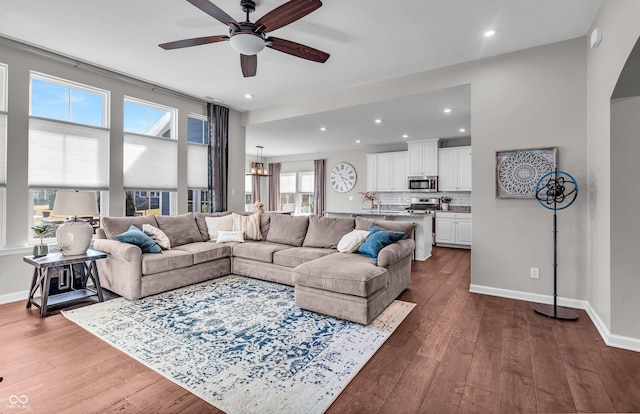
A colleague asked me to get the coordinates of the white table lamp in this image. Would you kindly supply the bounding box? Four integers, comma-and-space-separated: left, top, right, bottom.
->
52, 190, 98, 256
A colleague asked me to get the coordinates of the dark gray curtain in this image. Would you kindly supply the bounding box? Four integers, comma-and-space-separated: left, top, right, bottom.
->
314, 159, 325, 215
251, 175, 260, 205
268, 163, 281, 211
207, 103, 229, 212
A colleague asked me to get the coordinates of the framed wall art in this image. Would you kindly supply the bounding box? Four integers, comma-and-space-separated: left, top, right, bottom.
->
496, 147, 557, 199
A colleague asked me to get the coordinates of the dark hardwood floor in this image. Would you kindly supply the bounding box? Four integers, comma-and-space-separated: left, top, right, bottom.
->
1, 247, 640, 413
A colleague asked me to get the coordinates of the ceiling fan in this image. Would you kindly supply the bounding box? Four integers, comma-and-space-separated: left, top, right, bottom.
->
159, 0, 330, 77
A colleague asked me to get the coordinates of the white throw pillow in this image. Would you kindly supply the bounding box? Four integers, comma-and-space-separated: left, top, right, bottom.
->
337, 230, 370, 253
205, 215, 234, 241
142, 224, 171, 250
232, 212, 262, 240
216, 230, 244, 243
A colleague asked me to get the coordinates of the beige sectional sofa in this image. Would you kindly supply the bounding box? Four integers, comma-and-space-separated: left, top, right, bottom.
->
92, 212, 415, 324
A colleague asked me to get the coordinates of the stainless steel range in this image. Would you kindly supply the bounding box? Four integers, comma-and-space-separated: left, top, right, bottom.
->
405, 198, 441, 213
406, 198, 440, 245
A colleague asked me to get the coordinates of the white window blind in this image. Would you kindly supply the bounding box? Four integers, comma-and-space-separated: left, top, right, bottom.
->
299, 172, 314, 193
280, 173, 296, 193
123, 133, 177, 190
0, 114, 6, 187
187, 143, 208, 189
28, 117, 109, 189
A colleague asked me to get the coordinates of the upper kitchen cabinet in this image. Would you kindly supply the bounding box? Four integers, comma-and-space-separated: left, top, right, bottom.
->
367, 151, 408, 191
407, 139, 439, 176
438, 146, 472, 191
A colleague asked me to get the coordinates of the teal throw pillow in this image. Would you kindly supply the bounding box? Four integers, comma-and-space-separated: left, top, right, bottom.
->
357, 224, 405, 259
115, 225, 162, 253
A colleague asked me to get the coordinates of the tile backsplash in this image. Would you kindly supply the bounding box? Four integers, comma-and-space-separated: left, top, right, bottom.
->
374, 191, 471, 210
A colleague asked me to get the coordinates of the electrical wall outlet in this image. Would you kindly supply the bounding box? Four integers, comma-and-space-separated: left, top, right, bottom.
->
530, 267, 540, 279
348, 195, 353, 201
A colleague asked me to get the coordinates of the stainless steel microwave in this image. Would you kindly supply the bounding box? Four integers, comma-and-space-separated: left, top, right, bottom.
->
407, 176, 438, 192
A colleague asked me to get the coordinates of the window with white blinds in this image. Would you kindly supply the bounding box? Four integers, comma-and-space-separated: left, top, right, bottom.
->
0, 63, 7, 188
28, 118, 109, 189
123, 98, 177, 191
28, 72, 109, 190
123, 133, 177, 190
187, 115, 208, 189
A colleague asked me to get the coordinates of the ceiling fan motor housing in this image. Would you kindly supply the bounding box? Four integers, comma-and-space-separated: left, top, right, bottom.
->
240, 0, 256, 14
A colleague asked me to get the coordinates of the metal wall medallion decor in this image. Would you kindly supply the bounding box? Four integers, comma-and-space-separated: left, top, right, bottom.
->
496, 147, 557, 198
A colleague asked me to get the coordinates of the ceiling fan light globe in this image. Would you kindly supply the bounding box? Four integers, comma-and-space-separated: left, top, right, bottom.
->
229, 33, 265, 55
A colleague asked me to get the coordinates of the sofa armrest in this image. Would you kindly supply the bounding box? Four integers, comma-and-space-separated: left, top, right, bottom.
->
377, 238, 415, 268
92, 239, 143, 300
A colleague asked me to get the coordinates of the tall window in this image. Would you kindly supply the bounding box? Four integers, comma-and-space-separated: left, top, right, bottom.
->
123, 97, 177, 216
28, 72, 109, 239
186, 115, 208, 208
279, 171, 314, 215
245, 175, 253, 210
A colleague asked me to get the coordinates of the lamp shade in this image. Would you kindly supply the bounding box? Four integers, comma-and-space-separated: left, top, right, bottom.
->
52, 190, 99, 217
52, 191, 98, 256
229, 33, 265, 55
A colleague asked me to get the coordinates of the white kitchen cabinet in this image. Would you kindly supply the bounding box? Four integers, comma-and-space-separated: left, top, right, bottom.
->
435, 212, 471, 248
438, 146, 472, 191
366, 151, 407, 191
407, 139, 439, 176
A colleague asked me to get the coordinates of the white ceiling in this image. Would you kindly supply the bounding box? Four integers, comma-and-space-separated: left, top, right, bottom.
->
0, 0, 602, 156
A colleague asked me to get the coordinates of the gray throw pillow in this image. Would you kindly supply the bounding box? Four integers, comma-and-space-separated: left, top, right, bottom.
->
302, 214, 355, 248
355, 216, 415, 238
156, 213, 204, 247
266, 214, 309, 247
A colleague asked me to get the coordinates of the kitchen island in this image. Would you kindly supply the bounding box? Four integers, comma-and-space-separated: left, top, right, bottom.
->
325, 210, 433, 260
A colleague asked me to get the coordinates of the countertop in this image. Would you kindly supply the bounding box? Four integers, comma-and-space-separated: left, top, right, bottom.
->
325, 206, 472, 217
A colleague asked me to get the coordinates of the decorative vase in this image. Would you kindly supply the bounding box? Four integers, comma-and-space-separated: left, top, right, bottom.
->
33, 244, 48, 257
441, 203, 449, 211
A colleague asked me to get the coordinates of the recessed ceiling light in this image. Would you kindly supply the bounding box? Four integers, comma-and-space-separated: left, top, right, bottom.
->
244, 93, 253, 99
484, 30, 496, 37
402, 134, 409, 139
355, 140, 361, 143
320, 127, 327, 131
374, 119, 382, 124
459, 128, 466, 133
443, 108, 452, 113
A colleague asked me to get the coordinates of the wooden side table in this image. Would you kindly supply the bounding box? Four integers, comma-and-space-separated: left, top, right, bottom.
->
23, 249, 107, 317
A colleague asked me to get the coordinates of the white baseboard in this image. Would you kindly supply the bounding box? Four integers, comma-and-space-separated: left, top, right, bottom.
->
0, 290, 28, 305
469, 284, 640, 353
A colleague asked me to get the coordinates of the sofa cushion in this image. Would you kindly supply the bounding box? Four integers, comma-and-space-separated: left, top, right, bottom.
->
172, 242, 232, 265
355, 217, 415, 238
293, 253, 388, 298
195, 212, 231, 241
357, 224, 405, 260
115, 225, 162, 253
232, 241, 292, 264
156, 213, 204, 247
141, 249, 193, 276
266, 214, 309, 246
102, 215, 158, 240
204, 215, 234, 241
232, 212, 262, 240
302, 215, 355, 248
273, 247, 337, 268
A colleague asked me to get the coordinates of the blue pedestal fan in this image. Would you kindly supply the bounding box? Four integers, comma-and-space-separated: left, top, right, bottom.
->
534, 170, 579, 320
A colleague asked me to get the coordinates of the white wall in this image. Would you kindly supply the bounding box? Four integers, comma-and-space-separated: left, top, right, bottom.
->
0, 40, 246, 299
245, 37, 589, 302
587, 0, 640, 341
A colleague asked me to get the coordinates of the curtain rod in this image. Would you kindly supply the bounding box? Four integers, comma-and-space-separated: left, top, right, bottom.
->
0, 34, 212, 105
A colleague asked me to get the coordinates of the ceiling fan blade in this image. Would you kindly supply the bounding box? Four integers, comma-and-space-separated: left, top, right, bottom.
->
255, 0, 322, 33
267, 37, 329, 63
186, 0, 239, 27
240, 54, 257, 77
159, 35, 228, 50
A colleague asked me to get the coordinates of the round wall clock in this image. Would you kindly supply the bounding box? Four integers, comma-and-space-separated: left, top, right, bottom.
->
330, 162, 357, 193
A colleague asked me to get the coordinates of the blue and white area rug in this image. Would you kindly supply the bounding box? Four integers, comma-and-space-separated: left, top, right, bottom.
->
62, 275, 414, 414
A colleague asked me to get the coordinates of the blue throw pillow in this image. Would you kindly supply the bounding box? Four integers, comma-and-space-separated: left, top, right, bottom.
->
115, 225, 162, 253
357, 225, 405, 259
